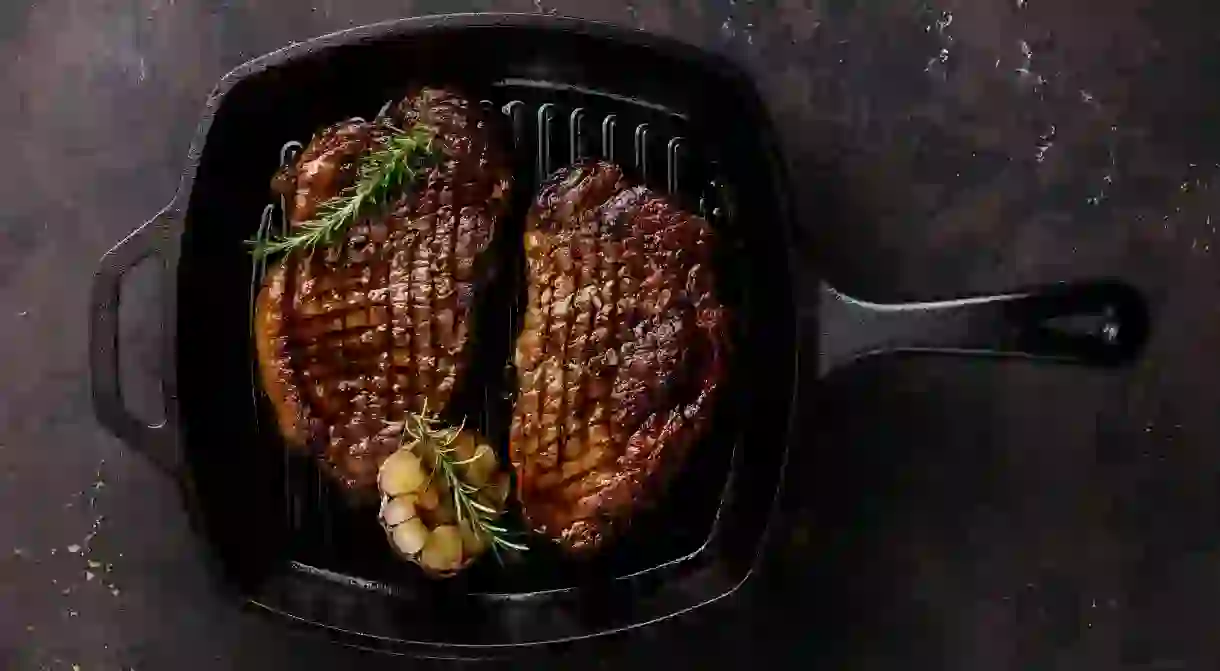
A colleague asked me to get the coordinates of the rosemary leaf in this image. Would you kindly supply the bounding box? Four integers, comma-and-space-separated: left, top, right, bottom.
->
250, 124, 442, 260
401, 403, 528, 560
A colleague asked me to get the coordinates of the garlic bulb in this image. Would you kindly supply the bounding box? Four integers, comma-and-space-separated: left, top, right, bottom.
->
377, 418, 513, 577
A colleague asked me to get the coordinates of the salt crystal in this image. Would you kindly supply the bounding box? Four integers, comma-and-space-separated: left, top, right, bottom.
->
66, 544, 81, 554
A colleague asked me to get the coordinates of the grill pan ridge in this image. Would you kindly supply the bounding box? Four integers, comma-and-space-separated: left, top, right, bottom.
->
90, 13, 1146, 656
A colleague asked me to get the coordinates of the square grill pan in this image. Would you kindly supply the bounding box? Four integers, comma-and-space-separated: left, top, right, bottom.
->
90, 14, 798, 653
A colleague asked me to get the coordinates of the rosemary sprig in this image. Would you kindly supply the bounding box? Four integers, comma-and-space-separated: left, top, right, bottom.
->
402, 403, 529, 559
250, 124, 442, 259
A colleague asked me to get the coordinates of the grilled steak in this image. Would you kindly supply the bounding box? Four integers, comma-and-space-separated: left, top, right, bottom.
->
509, 161, 728, 553
255, 88, 511, 497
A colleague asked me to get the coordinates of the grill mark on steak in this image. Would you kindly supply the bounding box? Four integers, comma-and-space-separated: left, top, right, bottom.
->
510, 161, 727, 553
255, 88, 511, 499
563, 203, 597, 481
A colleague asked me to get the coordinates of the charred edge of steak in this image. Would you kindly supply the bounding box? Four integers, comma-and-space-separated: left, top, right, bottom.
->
255, 87, 512, 501
510, 160, 728, 553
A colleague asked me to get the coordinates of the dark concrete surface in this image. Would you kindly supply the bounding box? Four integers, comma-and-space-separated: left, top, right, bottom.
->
4, 0, 1220, 668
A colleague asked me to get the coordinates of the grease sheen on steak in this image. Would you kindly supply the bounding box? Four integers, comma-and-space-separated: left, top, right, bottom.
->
510, 161, 728, 553
255, 88, 511, 497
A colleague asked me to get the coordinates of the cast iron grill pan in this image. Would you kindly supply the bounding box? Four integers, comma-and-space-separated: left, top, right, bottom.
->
89, 14, 1147, 654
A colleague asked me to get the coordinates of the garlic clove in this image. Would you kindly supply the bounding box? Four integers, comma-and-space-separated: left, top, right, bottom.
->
459, 519, 488, 557
421, 525, 464, 572
378, 449, 426, 496
479, 471, 511, 509
391, 517, 429, 556
464, 443, 497, 487
381, 495, 417, 526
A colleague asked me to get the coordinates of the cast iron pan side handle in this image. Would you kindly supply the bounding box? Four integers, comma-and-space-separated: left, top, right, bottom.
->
90, 205, 178, 474
817, 280, 1149, 376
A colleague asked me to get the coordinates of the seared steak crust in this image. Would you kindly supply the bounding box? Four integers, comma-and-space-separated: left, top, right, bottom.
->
509, 161, 727, 552
255, 88, 511, 497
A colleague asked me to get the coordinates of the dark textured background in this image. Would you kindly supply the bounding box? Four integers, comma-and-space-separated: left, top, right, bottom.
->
4, 0, 1220, 668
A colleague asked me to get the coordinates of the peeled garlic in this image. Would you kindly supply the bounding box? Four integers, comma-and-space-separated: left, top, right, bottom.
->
380, 495, 417, 526
463, 443, 497, 487
421, 525, 464, 572
378, 450, 426, 496
391, 517, 429, 555
376, 422, 515, 577
459, 519, 488, 556
479, 472, 511, 509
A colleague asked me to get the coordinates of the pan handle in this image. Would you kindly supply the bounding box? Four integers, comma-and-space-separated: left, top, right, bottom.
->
816, 280, 1149, 376
90, 205, 178, 474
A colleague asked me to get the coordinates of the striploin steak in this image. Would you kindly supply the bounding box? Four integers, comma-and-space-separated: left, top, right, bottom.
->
255, 88, 511, 498
510, 161, 728, 553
